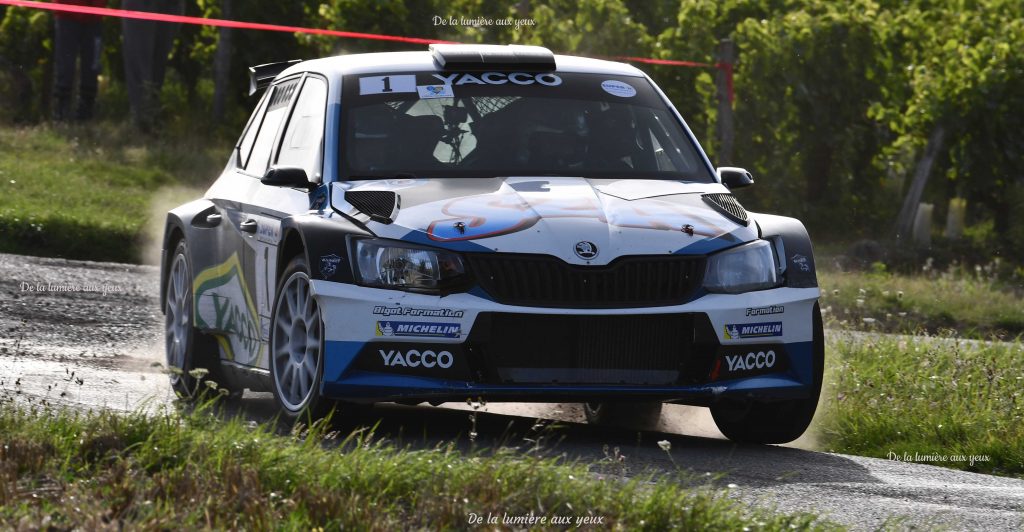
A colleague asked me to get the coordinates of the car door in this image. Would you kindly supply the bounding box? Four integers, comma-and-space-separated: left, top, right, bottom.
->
195, 76, 302, 369
240, 74, 329, 370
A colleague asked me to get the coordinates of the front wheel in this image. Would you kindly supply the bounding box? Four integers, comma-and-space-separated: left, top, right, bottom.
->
270, 255, 333, 421
710, 303, 824, 444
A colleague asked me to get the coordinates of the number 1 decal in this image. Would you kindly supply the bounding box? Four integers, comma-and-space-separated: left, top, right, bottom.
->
358, 75, 416, 95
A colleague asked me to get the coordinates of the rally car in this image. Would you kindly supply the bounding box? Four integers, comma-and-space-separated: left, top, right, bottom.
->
161, 44, 823, 444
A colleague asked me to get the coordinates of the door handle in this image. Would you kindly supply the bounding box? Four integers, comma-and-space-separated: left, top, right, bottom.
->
239, 219, 258, 234
204, 213, 222, 225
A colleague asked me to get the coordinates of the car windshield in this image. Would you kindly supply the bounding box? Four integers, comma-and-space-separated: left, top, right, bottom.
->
340, 71, 715, 182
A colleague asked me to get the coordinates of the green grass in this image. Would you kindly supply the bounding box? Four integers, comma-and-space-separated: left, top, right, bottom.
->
818, 267, 1024, 338
821, 332, 1024, 477
0, 403, 833, 530
0, 123, 229, 263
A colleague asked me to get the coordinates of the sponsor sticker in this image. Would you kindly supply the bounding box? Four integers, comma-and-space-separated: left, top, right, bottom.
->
376, 321, 461, 338
745, 305, 784, 317
601, 80, 637, 97
724, 321, 783, 340
319, 254, 341, 278
791, 253, 811, 272
372, 305, 465, 318
359, 75, 416, 95
379, 349, 454, 369
431, 72, 562, 87
417, 84, 454, 99
724, 350, 777, 372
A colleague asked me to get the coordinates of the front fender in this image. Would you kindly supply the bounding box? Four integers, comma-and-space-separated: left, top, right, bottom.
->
750, 212, 818, 288
278, 214, 371, 285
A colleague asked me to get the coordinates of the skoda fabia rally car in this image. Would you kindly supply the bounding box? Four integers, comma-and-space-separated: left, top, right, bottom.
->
161, 44, 823, 444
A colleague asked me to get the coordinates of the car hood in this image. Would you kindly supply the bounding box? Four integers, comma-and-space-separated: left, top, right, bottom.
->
332, 176, 757, 265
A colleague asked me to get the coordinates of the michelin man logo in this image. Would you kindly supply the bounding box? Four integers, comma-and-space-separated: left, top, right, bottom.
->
726, 324, 741, 339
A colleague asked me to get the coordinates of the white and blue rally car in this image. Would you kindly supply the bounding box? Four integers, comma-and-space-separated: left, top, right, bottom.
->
161, 44, 823, 443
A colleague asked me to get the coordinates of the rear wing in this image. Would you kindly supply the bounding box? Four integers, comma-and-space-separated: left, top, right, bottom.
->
248, 59, 302, 95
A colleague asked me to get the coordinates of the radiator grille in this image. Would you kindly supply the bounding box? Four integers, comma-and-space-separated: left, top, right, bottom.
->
466, 254, 704, 308
702, 193, 749, 225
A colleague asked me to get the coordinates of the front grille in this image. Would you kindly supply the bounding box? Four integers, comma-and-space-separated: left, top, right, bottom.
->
702, 193, 749, 225
469, 313, 692, 384
466, 254, 705, 308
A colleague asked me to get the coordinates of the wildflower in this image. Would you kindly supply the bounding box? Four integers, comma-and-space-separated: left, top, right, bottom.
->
856, 298, 865, 307
204, 380, 218, 389
862, 318, 876, 324
832, 289, 839, 296
896, 290, 904, 300
188, 368, 210, 379
658, 440, 671, 452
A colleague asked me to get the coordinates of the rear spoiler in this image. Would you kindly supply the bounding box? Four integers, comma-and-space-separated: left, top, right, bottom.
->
248, 59, 302, 95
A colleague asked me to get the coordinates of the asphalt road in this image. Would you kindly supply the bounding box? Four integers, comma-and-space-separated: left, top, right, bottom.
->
1, 252, 1022, 530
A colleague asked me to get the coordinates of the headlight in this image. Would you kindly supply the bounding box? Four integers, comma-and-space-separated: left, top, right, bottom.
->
704, 240, 780, 294
352, 239, 467, 292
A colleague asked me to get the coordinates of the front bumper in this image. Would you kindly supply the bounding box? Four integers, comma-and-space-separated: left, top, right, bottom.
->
309, 281, 820, 405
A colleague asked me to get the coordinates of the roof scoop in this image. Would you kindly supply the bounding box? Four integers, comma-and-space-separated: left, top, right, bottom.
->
344, 190, 400, 224
429, 44, 556, 71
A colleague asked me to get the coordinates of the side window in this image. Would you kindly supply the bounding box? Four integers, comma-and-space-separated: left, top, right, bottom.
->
276, 77, 328, 182
246, 79, 300, 177
236, 90, 270, 168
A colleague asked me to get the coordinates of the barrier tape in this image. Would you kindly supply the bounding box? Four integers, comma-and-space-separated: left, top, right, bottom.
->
0, 0, 734, 101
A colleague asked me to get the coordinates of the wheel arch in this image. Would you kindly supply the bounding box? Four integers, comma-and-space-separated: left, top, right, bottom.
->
160, 199, 218, 314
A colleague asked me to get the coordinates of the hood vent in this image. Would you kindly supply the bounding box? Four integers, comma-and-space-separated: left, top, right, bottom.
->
702, 193, 749, 225
344, 190, 400, 224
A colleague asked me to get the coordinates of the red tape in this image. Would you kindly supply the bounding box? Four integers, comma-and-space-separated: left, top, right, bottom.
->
0, 0, 733, 101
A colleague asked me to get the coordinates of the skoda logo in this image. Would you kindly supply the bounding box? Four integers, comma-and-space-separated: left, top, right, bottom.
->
574, 241, 599, 260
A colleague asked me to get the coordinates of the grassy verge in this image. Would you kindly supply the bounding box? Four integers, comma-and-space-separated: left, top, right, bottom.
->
0, 404, 831, 530
821, 332, 1024, 477
0, 123, 229, 263
818, 267, 1024, 338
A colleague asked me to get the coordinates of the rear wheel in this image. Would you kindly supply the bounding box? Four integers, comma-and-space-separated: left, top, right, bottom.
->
164, 239, 236, 400
710, 303, 824, 444
583, 401, 663, 430
270, 255, 334, 421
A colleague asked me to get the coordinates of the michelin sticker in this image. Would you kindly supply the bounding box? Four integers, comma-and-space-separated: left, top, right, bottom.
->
601, 80, 636, 97
724, 322, 783, 340
417, 84, 454, 99
376, 321, 461, 338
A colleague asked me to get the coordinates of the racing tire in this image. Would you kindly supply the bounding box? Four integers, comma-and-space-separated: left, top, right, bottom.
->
583, 401, 663, 430
164, 239, 237, 400
710, 303, 825, 444
269, 254, 336, 423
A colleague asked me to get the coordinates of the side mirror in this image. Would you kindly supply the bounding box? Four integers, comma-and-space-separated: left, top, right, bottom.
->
261, 166, 316, 190
717, 167, 754, 189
